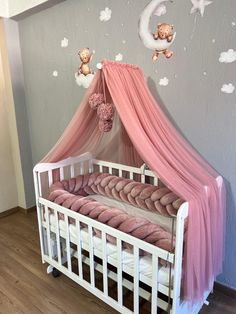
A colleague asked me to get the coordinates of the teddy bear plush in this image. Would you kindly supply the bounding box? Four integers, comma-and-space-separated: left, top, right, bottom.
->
153, 23, 174, 42
78, 48, 93, 76
152, 23, 174, 61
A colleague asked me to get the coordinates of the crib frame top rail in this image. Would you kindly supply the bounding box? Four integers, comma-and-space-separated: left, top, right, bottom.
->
33, 152, 160, 190
34, 151, 158, 178
33, 152, 93, 173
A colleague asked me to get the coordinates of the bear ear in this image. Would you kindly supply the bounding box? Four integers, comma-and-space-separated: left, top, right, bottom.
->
171, 24, 174, 29
157, 23, 162, 27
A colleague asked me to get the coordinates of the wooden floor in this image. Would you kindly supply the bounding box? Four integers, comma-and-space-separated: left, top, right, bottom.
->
0, 211, 235, 314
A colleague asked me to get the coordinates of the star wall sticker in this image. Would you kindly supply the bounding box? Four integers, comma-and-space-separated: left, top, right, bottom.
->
190, 0, 212, 17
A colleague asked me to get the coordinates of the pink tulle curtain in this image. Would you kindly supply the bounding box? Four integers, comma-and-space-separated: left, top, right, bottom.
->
41, 60, 225, 304
42, 68, 142, 167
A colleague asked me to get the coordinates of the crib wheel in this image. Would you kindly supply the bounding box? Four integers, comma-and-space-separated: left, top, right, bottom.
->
52, 267, 61, 278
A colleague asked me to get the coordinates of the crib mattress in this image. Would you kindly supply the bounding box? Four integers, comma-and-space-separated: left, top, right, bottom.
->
45, 214, 174, 290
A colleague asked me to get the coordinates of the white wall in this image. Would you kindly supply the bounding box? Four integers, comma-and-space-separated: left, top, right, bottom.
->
0, 38, 18, 212
0, 18, 26, 212
4, 18, 35, 208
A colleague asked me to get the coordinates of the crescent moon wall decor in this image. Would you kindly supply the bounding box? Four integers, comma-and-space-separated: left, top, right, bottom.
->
138, 0, 176, 61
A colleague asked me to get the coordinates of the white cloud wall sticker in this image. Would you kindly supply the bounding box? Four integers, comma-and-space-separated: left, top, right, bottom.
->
159, 77, 169, 86
219, 49, 236, 63
96, 63, 102, 69
61, 37, 69, 48
99, 7, 112, 22
75, 73, 94, 89
218, 49, 235, 95
221, 83, 235, 94
115, 53, 123, 61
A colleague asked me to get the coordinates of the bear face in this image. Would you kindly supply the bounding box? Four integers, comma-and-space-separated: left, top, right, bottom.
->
154, 23, 174, 42
79, 48, 91, 64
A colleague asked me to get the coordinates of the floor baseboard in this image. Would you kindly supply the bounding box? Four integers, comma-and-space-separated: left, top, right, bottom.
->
0, 205, 36, 218
215, 281, 236, 298
0, 207, 19, 218
19, 205, 36, 214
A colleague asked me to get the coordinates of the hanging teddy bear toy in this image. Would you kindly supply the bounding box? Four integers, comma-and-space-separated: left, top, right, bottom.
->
152, 23, 174, 61
78, 48, 93, 76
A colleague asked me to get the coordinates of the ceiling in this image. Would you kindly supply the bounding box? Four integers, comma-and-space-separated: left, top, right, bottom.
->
0, 0, 64, 19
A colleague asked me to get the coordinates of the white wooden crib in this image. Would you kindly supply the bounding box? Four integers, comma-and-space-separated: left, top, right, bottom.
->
33, 152, 212, 314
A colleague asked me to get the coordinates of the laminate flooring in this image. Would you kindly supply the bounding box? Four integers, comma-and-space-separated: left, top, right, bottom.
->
0, 211, 235, 314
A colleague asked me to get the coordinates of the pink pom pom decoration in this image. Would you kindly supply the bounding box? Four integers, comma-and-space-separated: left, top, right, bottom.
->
97, 103, 114, 121
88, 93, 104, 110
99, 119, 113, 132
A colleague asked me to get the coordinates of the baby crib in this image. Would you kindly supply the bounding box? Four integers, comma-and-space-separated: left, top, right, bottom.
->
33, 152, 212, 314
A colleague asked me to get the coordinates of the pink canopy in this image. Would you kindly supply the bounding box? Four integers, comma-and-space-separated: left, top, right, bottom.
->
42, 60, 225, 304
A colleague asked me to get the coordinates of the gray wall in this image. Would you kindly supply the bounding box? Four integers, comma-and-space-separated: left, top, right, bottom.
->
18, 0, 236, 288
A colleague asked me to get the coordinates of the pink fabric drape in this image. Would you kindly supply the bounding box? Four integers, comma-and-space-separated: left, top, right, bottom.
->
41, 60, 225, 304
42, 69, 142, 167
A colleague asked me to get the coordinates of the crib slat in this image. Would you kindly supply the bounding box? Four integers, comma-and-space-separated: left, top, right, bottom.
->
133, 246, 139, 314
108, 167, 112, 174
151, 255, 158, 314
37, 173, 42, 197
48, 170, 53, 187
99, 165, 103, 173
141, 174, 145, 184
59, 167, 64, 180
80, 162, 84, 175
102, 231, 108, 296
129, 172, 134, 180
117, 238, 123, 306
119, 169, 122, 177
54, 209, 61, 266
65, 215, 72, 272
153, 177, 158, 186
45, 206, 52, 259
88, 225, 95, 287
76, 221, 83, 279
70, 164, 75, 178
89, 159, 93, 173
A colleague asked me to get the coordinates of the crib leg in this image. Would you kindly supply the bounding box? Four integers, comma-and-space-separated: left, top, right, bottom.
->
46, 237, 68, 276
47, 264, 53, 274
47, 265, 61, 277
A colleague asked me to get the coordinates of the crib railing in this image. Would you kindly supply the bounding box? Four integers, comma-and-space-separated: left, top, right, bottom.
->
33, 152, 188, 314
92, 158, 159, 186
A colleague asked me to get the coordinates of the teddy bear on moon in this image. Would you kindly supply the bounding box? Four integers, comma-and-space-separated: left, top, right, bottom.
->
152, 23, 174, 60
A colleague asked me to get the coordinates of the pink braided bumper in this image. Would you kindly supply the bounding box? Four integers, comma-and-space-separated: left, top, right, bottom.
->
48, 173, 185, 252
